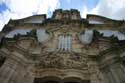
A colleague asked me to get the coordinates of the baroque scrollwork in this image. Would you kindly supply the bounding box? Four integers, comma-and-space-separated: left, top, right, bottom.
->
35, 52, 88, 70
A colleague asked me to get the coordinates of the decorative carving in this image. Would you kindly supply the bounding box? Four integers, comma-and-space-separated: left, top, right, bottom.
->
1, 9, 125, 83
35, 52, 88, 70
52, 9, 81, 20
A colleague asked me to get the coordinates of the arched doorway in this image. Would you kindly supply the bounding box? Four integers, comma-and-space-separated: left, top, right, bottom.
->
41, 80, 59, 83
63, 77, 90, 83
63, 77, 82, 83
34, 76, 90, 83
64, 82, 79, 83
34, 76, 61, 83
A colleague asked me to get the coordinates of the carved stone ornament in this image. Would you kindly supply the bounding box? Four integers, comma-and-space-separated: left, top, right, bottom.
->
35, 51, 88, 70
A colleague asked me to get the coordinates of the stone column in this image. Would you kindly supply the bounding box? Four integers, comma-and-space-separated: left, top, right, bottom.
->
110, 68, 121, 83
110, 64, 125, 83
101, 63, 125, 83
88, 60, 103, 83
14, 65, 34, 83
0, 52, 34, 83
0, 58, 18, 83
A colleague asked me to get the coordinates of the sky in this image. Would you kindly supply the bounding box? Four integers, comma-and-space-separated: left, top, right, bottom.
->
0, 0, 125, 31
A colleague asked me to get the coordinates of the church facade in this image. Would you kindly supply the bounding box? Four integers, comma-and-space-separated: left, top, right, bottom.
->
0, 9, 125, 83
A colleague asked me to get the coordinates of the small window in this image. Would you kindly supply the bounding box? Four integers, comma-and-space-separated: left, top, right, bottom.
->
58, 34, 72, 51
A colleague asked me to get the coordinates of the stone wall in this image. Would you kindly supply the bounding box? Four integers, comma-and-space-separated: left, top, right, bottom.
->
0, 9, 125, 83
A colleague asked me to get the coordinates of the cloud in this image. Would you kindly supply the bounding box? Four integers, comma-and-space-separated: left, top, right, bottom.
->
1, 0, 125, 31
81, 0, 125, 20
0, 0, 4, 4
81, 5, 98, 18
95, 0, 125, 19
81, 0, 125, 40
0, 10, 11, 31
0, 0, 60, 30
66, 0, 71, 3
36, 0, 60, 14
81, 6, 88, 18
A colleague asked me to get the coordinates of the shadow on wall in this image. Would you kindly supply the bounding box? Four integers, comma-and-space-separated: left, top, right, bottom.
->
0, 56, 6, 67
34, 76, 90, 83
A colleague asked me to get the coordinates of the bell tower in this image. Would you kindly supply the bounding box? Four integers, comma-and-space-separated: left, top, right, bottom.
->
52, 9, 81, 20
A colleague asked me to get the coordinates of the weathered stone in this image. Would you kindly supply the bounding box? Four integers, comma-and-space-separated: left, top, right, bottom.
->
0, 9, 125, 83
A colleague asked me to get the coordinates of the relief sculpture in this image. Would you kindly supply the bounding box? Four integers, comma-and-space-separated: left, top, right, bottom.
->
35, 52, 88, 70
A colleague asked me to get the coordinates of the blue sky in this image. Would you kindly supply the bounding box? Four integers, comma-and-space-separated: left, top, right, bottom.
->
0, 0, 99, 14
0, 3, 8, 13
47, 0, 99, 17
0, 0, 125, 30
59, 0, 98, 10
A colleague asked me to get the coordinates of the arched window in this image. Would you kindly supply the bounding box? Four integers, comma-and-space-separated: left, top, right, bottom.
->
58, 34, 72, 51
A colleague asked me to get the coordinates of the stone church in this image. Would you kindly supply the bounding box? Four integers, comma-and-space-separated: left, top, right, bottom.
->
0, 9, 125, 83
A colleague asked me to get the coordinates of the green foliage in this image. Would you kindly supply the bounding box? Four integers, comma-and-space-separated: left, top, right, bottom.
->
26, 29, 37, 40
93, 29, 103, 38
14, 33, 21, 39
109, 35, 119, 44
13, 29, 37, 40
80, 19, 88, 24
27, 29, 37, 37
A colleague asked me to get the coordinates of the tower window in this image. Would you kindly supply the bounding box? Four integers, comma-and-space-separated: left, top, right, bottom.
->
58, 34, 72, 51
